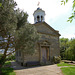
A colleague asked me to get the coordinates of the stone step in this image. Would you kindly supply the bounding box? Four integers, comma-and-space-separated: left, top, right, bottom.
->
46, 61, 51, 65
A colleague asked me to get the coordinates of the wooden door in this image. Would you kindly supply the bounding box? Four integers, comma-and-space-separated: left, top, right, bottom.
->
41, 47, 47, 63
41, 46, 50, 63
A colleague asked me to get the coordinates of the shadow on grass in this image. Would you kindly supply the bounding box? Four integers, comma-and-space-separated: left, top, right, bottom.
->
1, 67, 15, 75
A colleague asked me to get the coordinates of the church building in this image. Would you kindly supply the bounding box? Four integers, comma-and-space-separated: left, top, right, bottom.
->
16, 7, 60, 66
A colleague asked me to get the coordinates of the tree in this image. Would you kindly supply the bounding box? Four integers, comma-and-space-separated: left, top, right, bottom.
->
70, 39, 75, 59
15, 9, 39, 54
60, 0, 75, 61
15, 23, 39, 54
6, 53, 15, 61
16, 9, 28, 30
0, 0, 2, 7
60, 38, 69, 59
66, 39, 75, 60
0, 3, 2, 7
0, 0, 17, 67
61, 0, 75, 23
60, 38, 75, 61
0, 0, 39, 68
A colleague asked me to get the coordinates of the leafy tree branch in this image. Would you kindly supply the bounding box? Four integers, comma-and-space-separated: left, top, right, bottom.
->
61, 0, 75, 23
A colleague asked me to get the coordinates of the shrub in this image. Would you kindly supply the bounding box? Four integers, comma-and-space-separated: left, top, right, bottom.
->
53, 56, 61, 64
6, 55, 15, 61
0, 54, 5, 67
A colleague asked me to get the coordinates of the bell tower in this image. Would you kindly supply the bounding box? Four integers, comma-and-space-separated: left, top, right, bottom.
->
33, 7, 45, 23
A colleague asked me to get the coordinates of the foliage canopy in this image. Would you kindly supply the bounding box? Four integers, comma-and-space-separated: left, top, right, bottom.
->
60, 38, 75, 60
0, 0, 39, 67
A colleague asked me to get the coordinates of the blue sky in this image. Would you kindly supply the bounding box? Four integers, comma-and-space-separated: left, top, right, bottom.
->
14, 0, 75, 39
49, 10, 75, 39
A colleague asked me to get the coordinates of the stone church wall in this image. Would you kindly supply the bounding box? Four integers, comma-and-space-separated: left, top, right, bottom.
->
22, 33, 60, 65
40, 33, 60, 62
23, 44, 40, 65
16, 23, 60, 65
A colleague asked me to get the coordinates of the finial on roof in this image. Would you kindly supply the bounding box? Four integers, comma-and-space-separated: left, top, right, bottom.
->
37, 1, 40, 7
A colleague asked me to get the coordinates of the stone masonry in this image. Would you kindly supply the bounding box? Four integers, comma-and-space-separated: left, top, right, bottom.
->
16, 22, 60, 66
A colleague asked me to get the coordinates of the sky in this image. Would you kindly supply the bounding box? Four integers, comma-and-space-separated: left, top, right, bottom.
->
14, 0, 75, 39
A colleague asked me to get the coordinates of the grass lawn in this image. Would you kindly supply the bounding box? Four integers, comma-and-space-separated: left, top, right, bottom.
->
0, 61, 16, 75
57, 62, 75, 75
57, 62, 75, 67
61, 67, 75, 75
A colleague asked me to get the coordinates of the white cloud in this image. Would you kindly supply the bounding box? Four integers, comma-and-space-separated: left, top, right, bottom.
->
60, 34, 75, 39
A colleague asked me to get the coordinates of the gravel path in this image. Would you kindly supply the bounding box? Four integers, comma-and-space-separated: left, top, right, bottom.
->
11, 61, 63, 75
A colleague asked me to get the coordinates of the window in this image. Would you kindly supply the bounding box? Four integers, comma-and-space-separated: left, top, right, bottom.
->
16, 51, 18, 56
37, 15, 40, 22
41, 16, 43, 22
19, 50, 21, 56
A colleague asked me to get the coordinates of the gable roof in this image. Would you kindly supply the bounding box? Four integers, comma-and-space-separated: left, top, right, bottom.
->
33, 22, 61, 36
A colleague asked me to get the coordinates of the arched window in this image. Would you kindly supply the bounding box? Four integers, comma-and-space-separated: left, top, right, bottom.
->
41, 16, 43, 22
37, 15, 40, 22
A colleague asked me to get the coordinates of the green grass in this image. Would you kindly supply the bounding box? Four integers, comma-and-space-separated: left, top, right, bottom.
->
57, 62, 75, 75
61, 67, 75, 75
57, 62, 75, 67
0, 61, 16, 75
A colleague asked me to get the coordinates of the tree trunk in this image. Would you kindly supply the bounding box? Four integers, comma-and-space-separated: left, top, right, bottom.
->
0, 36, 10, 68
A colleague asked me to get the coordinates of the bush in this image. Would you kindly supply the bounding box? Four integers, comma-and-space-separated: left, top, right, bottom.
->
0, 54, 5, 67
6, 55, 15, 61
0, 54, 4, 63
53, 56, 61, 64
